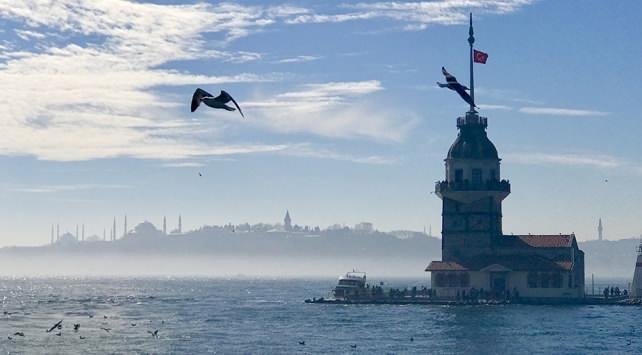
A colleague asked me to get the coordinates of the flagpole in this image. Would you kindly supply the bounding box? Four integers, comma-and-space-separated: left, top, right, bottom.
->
468, 13, 475, 113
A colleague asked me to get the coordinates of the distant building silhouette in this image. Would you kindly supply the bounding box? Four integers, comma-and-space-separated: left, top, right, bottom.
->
82, 224, 85, 242
103, 228, 106, 241
163, 216, 167, 235
56, 224, 60, 242
284, 210, 292, 232
598, 218, 603, 241
50, 224, 54, 245
178, 215, 182, 234
75, 224, 79, 241
124, 215, 128, 238
354, 222, 374, 233
112, 217, 116, 241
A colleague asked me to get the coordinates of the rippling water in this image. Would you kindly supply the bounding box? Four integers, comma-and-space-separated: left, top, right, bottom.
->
0, 277, 640, 354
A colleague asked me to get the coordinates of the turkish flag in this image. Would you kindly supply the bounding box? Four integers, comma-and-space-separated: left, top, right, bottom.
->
473, 49, 488, 64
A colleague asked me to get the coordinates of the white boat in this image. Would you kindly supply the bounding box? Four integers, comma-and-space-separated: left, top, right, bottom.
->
333, 271, 367, 300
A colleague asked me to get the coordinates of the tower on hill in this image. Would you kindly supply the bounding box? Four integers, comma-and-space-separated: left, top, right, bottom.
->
284, 210, 292, 232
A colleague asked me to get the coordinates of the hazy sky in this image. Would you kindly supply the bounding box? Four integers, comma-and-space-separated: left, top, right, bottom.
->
0, 0, 641, 246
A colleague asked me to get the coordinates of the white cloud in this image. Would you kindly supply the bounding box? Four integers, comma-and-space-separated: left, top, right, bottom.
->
10, 183, 132, 193
0, 0, 302, 161
478, 104, 512, 111
287, 0, 535, 30
273, 55, 322, 64
503, 152, 623, 169
518, 107, 609, 117
281, 144, 397, 165
244, 81, 416, 141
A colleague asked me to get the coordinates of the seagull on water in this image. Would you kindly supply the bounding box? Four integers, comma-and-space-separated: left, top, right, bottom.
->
298, 341, 305, 345
73, 324, 80, 331
13, 332, 24, 337
148, 329, 159, 338
437, 67, 476, 108
47, 320, 63, 333
191, 88, 244, 117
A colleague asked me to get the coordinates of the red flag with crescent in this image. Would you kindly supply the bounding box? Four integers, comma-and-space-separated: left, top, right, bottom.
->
473, 49, 488, 64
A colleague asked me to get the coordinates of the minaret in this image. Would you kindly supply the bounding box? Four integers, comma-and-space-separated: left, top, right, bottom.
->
82, 224, 85, 242
434, 14, 510, 263
284, 210, 292, 232
56, 224, 60, 241
112, 217, 116, 241
178, 215, 182, 234
123, 215, 127, 238
163, 216, 167, 235
598, 218, 603, 241
631, 235, 642, 298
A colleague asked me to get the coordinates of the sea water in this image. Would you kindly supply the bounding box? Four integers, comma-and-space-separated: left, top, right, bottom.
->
0, 277, 640, 354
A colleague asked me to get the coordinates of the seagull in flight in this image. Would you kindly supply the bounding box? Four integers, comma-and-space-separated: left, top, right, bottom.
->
148, 329, 159, 338
437, 67, 476, 108
191, 88, 244, 117
47, 320, 63, 333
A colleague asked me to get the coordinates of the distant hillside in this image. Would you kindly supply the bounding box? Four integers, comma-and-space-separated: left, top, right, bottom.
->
579, 238, 640, 277
0, 229, 637, 278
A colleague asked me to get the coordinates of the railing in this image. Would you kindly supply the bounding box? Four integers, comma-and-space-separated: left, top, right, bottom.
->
435, 179, 510, 193
457, 115, 487, 128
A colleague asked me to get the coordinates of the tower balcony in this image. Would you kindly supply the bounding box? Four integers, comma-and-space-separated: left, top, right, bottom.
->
435, 179, 510, 203
457, 113, 487, 128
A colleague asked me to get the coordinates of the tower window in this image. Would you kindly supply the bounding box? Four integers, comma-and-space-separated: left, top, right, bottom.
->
472, 169, 482, 185
455, 169, 463, 182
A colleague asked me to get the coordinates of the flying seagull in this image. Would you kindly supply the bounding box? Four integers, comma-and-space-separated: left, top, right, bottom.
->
47, 320, 63, 333
191, 88, 244, 117
437, 67, 476, 108
148, 329, 159, 338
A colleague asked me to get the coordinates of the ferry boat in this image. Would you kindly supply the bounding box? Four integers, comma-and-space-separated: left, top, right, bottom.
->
333, 271, 367, 300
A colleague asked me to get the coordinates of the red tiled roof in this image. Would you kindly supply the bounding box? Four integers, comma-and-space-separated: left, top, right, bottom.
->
425, 261, 467, 272
516, 234, 574, 248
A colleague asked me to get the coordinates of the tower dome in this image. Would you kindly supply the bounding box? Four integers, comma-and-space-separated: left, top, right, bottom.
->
447, 124, 498, 160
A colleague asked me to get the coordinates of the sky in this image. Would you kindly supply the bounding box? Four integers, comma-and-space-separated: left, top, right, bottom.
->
0, 0, 641, 246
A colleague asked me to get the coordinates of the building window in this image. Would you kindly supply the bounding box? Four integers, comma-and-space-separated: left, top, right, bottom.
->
527, 272, 538, 288
435, 273, 446, 287
551, 272, 562, 288
472, 169, 482, 185
540, 273, 550, 288
458, 273, 470, 287
455, 169, 463, 182
447, 273, 459, 287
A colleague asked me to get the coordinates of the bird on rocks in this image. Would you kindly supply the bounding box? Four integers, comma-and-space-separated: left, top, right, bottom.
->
191, 88, 244, 117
